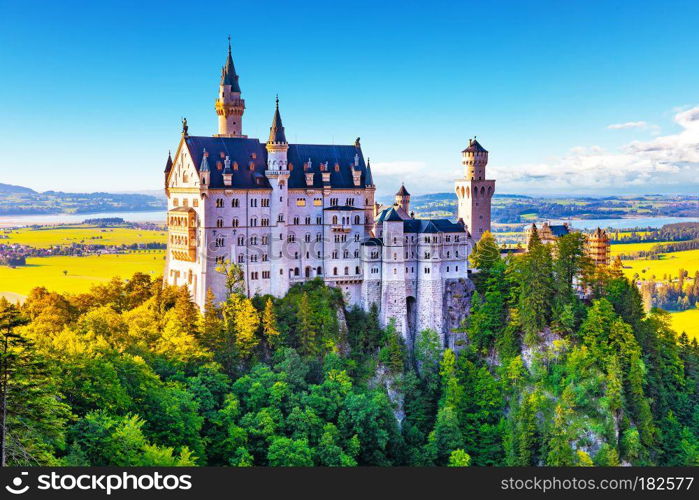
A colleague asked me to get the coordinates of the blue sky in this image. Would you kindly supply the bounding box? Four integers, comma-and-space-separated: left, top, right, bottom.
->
2, 0, 699, 197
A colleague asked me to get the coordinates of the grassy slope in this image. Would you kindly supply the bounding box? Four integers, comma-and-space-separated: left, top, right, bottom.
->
0, 225, 166, 248
0, 251, 166, 297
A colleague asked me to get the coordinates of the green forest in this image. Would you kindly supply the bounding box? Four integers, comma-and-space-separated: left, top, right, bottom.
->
1, 231, 697, 467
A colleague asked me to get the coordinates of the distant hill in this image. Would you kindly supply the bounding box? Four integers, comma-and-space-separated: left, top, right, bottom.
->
0, 183, 36, 194
0, 185, 166, 216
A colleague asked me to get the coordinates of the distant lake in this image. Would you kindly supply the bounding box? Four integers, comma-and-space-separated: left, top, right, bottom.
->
549, 216, 699, 231
0, 210, 166, 227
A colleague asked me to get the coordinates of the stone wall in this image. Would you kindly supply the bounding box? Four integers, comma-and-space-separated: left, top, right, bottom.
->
442, 277, 475, 350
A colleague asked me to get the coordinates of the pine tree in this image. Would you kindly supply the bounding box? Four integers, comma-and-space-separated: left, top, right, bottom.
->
261, 298, 281, 351
0, 298, 68, 465
232, 296, 260, 360
199, 288, 224, 353
297, 293, 317, 357
469, 231, 501, 276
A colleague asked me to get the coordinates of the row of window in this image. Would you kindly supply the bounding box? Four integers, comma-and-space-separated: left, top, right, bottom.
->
212, 216, 366, 228
390, 235, 462, 244
211, 197, 369, 209
215, 198, 270, 208
172, 198, 199, 208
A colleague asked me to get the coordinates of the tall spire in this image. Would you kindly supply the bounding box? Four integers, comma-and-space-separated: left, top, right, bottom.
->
221, 36, 241, 92
215, 37, 245, 137
268, 95, 287, 144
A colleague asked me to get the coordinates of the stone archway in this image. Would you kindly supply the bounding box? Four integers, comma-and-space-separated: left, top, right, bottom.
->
406, 296, 417, 347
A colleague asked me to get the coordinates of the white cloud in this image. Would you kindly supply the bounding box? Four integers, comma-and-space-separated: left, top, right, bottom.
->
607, 121, 649, 130
495, 106, 699, 194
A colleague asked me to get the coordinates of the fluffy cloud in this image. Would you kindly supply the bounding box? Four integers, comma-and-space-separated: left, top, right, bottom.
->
607, 121, 649, 130
495, 106, 699, 194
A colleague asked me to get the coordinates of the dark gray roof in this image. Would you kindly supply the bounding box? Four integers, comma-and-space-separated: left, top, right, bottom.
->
462, 138, 487, 154
382, 207, 403, 222
396, 184, 410, 196
221, 43, 241, 92
361, 237, 383, 246
549, 224, 570, 237
268, 98, 287, 144
365, 159, 374, 186
403, 219, 466, 234
182, 136, 371, 190
375, 206, 403, 223
323, 205, 363, 211
164, 151, 173, 173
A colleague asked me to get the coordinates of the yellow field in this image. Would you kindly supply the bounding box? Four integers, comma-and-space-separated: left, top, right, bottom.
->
669, 309, 699, 341
620, 249, 699, 281
0, 225, 167, 248
0, 251, 166, 299
611, 241, 662, 256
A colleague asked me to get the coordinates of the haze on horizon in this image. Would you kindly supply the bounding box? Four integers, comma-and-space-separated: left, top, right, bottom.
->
2, 0, 699, 198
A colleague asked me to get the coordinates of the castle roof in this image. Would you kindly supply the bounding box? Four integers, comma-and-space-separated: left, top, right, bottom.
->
268, 97, 287, 144
549, 224, 570, 237
403, 219, 466, 234
164, 151, 173, 173
396, 184, 410, 196
365, 159, 374, 186
462, 138, 487, 154
221, 41, 241, 92
360, 237, 383, 246
182, 136, 371, 190
382, 207, 403, 222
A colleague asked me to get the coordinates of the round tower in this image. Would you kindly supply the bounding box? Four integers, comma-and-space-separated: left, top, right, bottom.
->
455, 137, 495, 242
461, 137, 488, 181
395, 184, 410, 213
215, 38, 246, 137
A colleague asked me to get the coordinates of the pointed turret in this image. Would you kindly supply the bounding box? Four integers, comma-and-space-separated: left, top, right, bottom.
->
365, 158, 374, 186
220, 38, 241, 92
268, 96, 287, 144
164, 151, 173, 173
266, 96, 289, 171
215, 37, 246, 137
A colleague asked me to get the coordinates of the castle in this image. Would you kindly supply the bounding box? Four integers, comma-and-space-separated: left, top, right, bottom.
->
524, 222, 611, 266
164, 43, 495, 348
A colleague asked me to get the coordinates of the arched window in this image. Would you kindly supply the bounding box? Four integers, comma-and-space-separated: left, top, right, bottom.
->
354, 215, 360, 224
344, 266, 349, 275
216, 218, 223, 228
333, 267, 338, 276
332, 215, 338, 224
355, 266, 360, 274
317, 266, 322, 275
294, 268, 300, 276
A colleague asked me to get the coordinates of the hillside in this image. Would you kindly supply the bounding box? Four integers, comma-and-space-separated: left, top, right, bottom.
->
0, 182, 36, 194
399, 193, 699, 223
0, 184, 166, 215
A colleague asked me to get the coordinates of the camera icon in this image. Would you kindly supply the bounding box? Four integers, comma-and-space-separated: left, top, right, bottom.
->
5, 472, 29, 495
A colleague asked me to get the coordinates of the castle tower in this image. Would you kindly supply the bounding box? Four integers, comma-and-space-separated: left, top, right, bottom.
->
265, 97, 290, 297
455, 138, 495, 242
587, 227, 610, 267
395, 184, 410, 213
215, 39, 246, 137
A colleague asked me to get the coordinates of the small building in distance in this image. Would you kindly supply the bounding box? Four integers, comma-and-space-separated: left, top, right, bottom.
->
523, 222, 611, 267
587, 227, 611, 267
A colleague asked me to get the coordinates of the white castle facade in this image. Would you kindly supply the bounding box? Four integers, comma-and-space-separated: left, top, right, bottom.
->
164, 43, 495, 348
